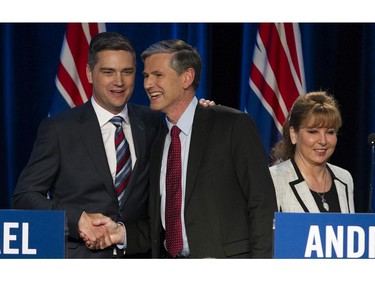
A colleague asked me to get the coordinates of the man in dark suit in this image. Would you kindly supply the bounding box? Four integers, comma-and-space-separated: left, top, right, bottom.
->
12, 32, 162, 258
89, 39, 277, 258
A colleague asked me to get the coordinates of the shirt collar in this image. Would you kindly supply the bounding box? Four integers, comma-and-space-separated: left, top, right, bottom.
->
166, 97, 197, 136
91, 96, 130, 127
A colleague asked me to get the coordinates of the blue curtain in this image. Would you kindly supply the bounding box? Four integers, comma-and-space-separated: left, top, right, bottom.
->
0, 23, 209, 209
1, 23, 375, 212
300, 23, 375, 212
1, 23, 66, 209
240, 23, 375, 212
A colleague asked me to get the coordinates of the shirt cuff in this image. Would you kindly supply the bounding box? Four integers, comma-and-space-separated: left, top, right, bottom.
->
116, 222, 127, 250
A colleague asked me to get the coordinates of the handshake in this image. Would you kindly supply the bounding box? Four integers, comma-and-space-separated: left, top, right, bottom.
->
78, 212, 125, 250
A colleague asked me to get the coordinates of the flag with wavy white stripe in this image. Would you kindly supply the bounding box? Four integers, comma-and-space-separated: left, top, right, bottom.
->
244, 23, 305, 156
50, 23, 106, 115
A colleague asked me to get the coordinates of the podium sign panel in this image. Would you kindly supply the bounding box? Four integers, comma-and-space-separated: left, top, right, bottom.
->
0, 210, 65, 258
274, 212, 375, 259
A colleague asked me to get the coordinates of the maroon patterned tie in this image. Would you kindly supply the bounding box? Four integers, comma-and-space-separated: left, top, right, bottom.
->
165, 125, 183, 257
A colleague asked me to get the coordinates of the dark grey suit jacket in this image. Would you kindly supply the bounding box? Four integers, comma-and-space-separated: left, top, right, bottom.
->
127, 104, 277, 258
12, 101, 162, 258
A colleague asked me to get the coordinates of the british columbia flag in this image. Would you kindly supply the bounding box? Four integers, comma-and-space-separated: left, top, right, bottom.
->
49, 23, 106, 115
244, 23, 305, 157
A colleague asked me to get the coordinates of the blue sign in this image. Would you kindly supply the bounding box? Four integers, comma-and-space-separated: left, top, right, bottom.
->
274, 212, 375, 259
0, 210, 65, 258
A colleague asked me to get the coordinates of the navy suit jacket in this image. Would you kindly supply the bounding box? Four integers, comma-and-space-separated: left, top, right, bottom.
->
12, 101, 162, 258
126, 104, 277, 258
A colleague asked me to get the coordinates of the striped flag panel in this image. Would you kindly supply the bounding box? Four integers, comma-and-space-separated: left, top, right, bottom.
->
55, 23, 106, 109
249, 23, 305, 133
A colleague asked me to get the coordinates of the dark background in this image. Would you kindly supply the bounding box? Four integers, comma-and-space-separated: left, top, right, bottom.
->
1, 23, 375, 213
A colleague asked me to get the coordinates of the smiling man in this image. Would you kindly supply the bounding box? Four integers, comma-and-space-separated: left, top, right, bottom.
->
12, 32, 162, 258
132, 39, 277, 258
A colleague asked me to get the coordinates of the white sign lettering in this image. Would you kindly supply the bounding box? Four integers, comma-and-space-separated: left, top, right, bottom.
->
305, 225, 375, 258
1, 222, 37, 255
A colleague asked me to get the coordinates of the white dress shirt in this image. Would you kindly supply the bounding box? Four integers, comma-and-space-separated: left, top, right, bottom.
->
91, 97, 134, 252
91, 97, 136, 183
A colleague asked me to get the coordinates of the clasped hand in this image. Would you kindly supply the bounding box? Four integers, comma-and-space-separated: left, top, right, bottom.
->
78, 212, 123, 250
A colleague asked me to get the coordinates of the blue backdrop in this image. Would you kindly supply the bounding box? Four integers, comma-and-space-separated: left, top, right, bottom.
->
1, 23, 375, 212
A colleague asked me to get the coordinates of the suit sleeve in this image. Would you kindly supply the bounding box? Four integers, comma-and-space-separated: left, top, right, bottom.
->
232, 113, 277, 257
12, 118, 60, 210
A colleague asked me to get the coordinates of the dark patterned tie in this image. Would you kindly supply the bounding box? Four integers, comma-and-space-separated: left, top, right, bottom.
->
165, 125, 183, 257
110, 116, 132, 205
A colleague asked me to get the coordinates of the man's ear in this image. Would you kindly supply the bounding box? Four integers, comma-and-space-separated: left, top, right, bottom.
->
182, 68, 195, 89
86, 64, 93, 84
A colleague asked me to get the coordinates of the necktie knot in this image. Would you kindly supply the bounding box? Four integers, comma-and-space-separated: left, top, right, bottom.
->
170, 125, 180, 138
110, 116, 124, 128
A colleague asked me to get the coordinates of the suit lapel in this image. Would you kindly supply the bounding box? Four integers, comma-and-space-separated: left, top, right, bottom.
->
289, 159, 320, 213
78, 102, 117, 204
120, 105, 147, 207
335, 180, 349, 212
128, 105, 146, 166
185, 106, 212, 206
292, 181, 320, 212
152, 125, 168, 233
